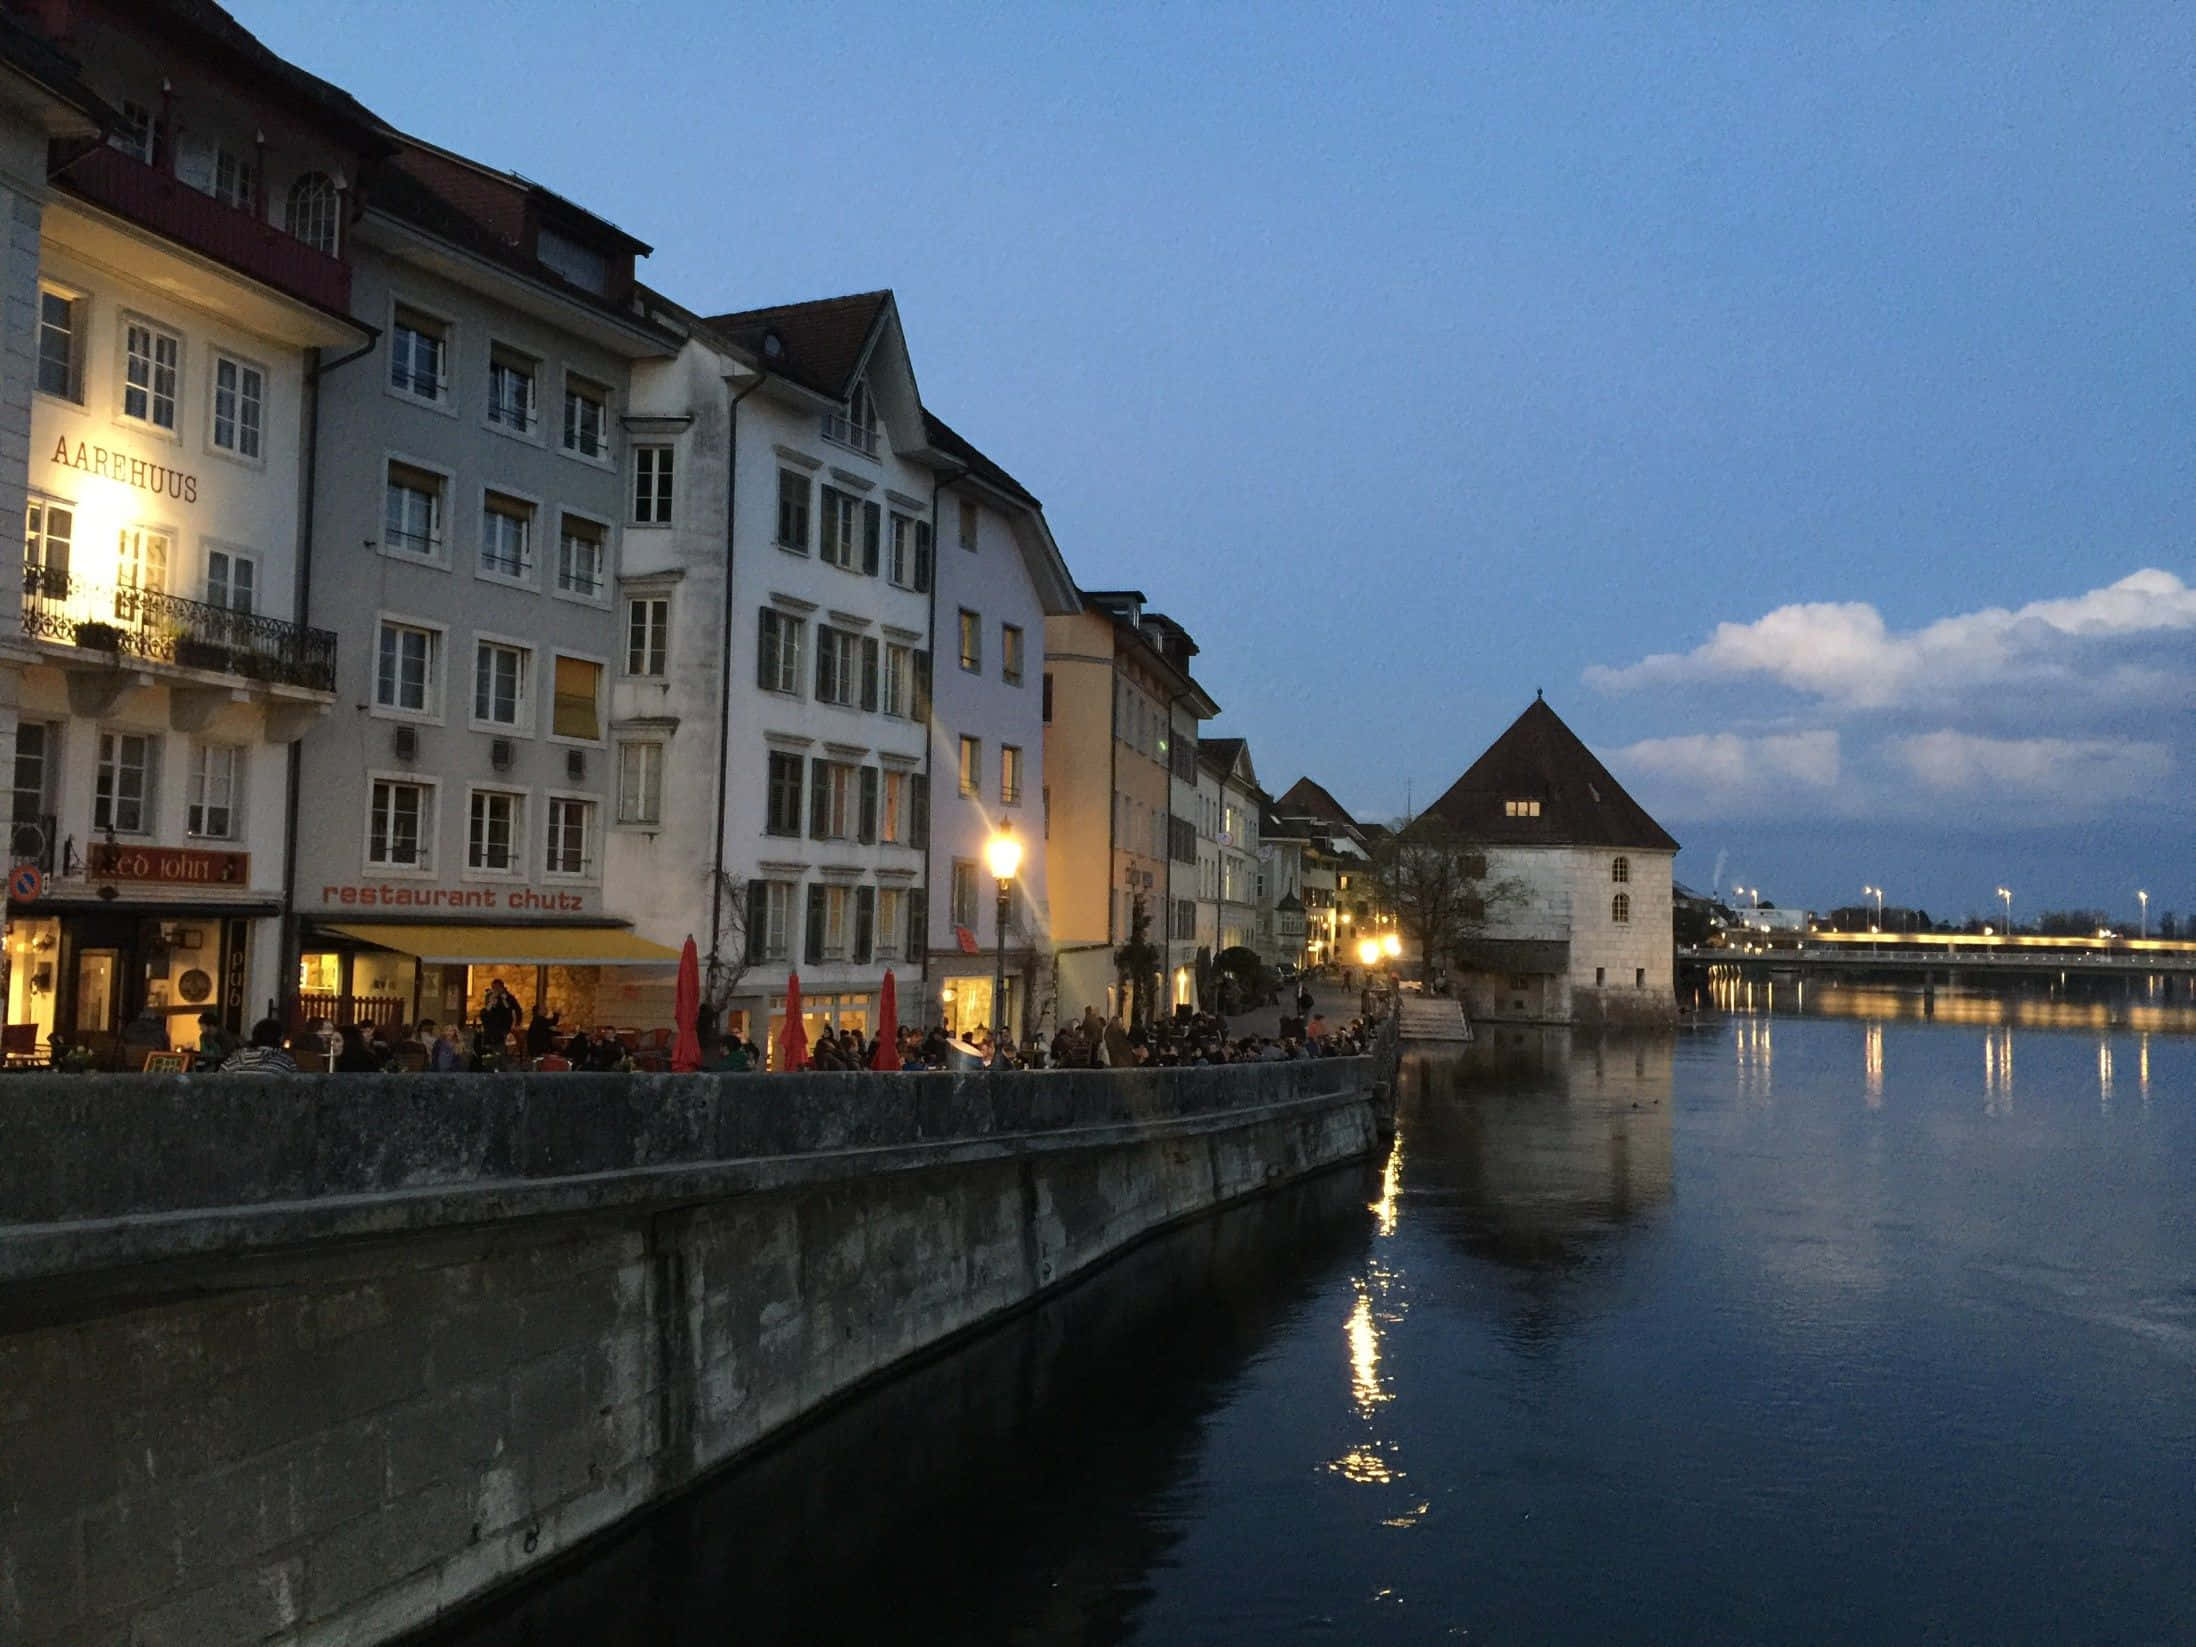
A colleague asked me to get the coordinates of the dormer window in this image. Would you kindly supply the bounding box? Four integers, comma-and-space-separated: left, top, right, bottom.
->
286, 173, 340, 254
110, 101, 154, 164
211, 147, 256, 212
1504, 799, 1542, 818
822, 377, 879, 456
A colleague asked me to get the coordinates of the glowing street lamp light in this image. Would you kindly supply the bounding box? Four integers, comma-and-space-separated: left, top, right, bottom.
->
1356, 936, 1382, 970
2138, 889, 2149, 939
984, 830, 1022, 1068
1382, 931, 1402, 958
1995, 886, 2012, 934
1863, 884, 1884, 932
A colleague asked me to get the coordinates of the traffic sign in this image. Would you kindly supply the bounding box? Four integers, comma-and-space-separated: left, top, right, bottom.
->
8, 863, 42, 902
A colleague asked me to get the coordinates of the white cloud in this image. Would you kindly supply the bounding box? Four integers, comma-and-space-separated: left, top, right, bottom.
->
1886, 732, 2171, 800
1586, 568, 2196, 709
1608, 730, 1840, 818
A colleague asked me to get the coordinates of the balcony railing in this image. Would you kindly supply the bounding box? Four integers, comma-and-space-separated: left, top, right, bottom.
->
55, 143, 351, 315
820, 410, 879, 456
23, 568, 337, 693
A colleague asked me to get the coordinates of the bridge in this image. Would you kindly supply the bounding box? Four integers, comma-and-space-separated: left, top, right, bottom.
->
1683, 932, 2196, 981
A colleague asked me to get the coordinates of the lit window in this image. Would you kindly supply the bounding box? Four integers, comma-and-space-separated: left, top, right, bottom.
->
958, 609, 981, 673
1504, 799, 1542, 818
122, 319, 179, 430
551, 655, 602, 740
211, 355, 263, 458
1001, 744, 1023, 807
958, 735, 981, 797
1001, 624, 1024, 685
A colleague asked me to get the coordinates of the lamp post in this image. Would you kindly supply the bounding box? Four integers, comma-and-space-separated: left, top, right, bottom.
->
985, 830, 1022, 1068
1996, 886, 2012, 934
2138, 889, 2148, 939
1863, 884, 1883, 932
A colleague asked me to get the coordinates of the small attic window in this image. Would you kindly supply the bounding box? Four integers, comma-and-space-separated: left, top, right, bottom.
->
763, 331, 784, 358
537, 228, 608, 295
823, 376, 879, 457
1504, 799, 1542, 818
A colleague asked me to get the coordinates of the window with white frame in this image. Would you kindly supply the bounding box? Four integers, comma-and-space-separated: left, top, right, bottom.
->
480, 492, 533, 579
551, 655, 602, 741
774, 468, 810, 551
816, 883, 851, 961
556, 514, 605, 597
1001, 744, 1023, 807
25, 497, 72, 577
186, 743, 240, 838
752, 880, 795, 963
384, 462, 444, 558
375, 621, 439, 714
544, 796, 593, 876
874, 886, 905, 960
563, 375, 609, 458
958, 735, 980, 798
36, 287, 78, 400
473, 641, 529, 727
117, 527, 168, 593
468, 788, 523, 873
110, 100, 153, 162
882, 642, 912, 717
94, 731, 152, 834
210, 354, 263, 459
12, 720, 57, 825
958, 609, 981, 673
822, 377, 879, 455
951, 859, 979, 931
389, 307, 448, 402
121, 318, 179, 431
818, 485, 858, 569
617, 741, 663, 825
625, 597, 668, 676
633, 445, 673, 523
369, 778, 433, 868
1504, 799, 1542, 818
486, 344, 538, 434
757, 608, 803, 695
285, 173, 339, 254
1001, 624, 1024, 686
204, 549, 254, 614
814, 625, 860, 706
210, 146, 254, 210
765, 751, 804, 836
809, 760, 856, 840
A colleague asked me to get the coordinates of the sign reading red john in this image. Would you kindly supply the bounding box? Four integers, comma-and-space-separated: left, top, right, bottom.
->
87, 843, 248, 885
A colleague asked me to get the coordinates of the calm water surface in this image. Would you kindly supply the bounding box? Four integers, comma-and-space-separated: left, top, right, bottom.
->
425, 1015, 2196, 1645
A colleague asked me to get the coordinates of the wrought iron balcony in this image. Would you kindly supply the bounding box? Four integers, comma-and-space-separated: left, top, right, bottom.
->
54, 143, 351, 315
22, 567, 337, 693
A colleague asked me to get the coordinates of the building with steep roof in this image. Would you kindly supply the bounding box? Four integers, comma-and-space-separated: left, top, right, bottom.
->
1415, 695, 1678, 1026
1273, 775, 1372, 968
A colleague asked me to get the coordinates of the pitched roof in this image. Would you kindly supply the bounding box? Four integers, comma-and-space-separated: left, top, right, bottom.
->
1417, 697, 1678, 851
707, 290, 893, 400
921, 409, 1039, 506
140, 0, 387, 145
1277, 777, 1360, 833
1200, 735, 1246, 770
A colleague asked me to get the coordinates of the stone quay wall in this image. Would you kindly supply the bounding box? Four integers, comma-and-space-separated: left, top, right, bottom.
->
0, 1061, 1379, 1646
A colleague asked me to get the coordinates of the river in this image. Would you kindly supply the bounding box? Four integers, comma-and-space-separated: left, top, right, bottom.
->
418, 1014, 2195, 1645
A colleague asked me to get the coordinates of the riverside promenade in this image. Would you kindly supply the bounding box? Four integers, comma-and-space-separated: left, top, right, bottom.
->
0, 1058, 1382, 1646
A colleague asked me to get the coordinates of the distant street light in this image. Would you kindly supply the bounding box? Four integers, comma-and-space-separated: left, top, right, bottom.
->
1863, 884, 1884, 932
2137, 889, 2149, 939
1996, 886, 2012, 933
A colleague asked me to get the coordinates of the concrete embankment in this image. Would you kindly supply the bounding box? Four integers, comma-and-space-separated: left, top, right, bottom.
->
0, 1061, 1379, 1646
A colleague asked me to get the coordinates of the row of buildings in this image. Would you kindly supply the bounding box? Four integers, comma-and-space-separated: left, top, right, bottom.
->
0, 0, 1427, 1064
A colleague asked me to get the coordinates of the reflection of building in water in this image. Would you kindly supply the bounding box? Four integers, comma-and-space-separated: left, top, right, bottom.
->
1724, 977, 2196, 1038
1401, 1031, 1674, 1279
1864, 1023, 1885, 1107
1984, 1026, 2014, 1113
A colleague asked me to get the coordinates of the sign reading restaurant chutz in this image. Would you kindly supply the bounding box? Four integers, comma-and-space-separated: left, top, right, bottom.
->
321, 884, 590, 912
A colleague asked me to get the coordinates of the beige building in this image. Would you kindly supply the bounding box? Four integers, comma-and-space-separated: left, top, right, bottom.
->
1415, 696, 1677, 1027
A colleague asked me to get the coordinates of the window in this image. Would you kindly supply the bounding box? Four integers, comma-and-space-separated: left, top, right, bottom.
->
285, 173, 339, 254
389, 308, 447, 402
12, 721, 56, 824
888, 512, 917, 587
1636, 968, 1646, 988
633, 445, 674, 523
958, 609, 981, 673
545, 797, 593, 876
375, 622, 438, 714
110, 100, 153, 163
25, 498, 73, 577
758, 608, 804, 695
883, 643, 912, 718
473, 641, 528, 727
468, 789, 523, 873
369, 779, 432, 868
557, 515, 605, 597
1612, 893, 1631, 924
1042, 672, 1053, 724
1504, 799, 1542, 818
122, 319, 179, 431
37, 288, 77, 400
774, 468, 810, 551
480, 493, 533, 579
617, 742, 663, 825
748, 880, 795, 964
881, 769, 909, 843
1612, 856, 1630, 884
959, 498, 978, 549
815, 626, 859, 706
808, 760, 856, 840
210, 356, 263, 459
765, 752, 804, 836
875, 886, 905, 961
562, 376, 609, 458
384, 462, 444, 558
117, 527, 168, 593
818, 485, 858, 569
958, 735, 981, 798
211, 146, 254, 211
951, 859, 979, 932
94, 731, 152, 834
1001, 624, 1024, 686
1001, 745, 1023, 807
186, 744, 240, 839
552, 655, 603, 740
1174, 899, 1196, 942
823, 378, 879, 455
203, 550, 254, 614
625, 597, 668, 676
805, 882, 852, 963
486, 346, 537, 433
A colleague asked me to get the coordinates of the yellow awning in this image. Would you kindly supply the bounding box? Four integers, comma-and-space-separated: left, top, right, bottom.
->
320, 923, 683, 966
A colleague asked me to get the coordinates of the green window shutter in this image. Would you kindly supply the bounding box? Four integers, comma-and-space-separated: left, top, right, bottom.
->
914, 520, 932, 592
853, 885, 876, 965
809, 759, 830, 839
860, 636, 880, 711
805, 883, 826, 965
858, 766, 879, 844
911, 773, 929, 849
862, 501, 881, 576
745, 880, 768, 964
757, 610, 777, 690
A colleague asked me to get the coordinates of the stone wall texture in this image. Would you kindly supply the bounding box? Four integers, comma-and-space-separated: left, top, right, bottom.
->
0, 1062, 1375, 1645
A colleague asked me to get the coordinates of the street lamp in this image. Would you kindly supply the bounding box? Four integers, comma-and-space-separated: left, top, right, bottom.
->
1382, 931, 1401, 959
1996, 887, 2012, 934
1863, 884, 1883, 932
2138, 889, 2149, 939
1356, 936, 1382, 970
984, 830, 1022, 1068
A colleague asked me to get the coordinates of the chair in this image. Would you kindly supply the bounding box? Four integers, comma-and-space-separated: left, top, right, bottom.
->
2, 1023, 41, 1065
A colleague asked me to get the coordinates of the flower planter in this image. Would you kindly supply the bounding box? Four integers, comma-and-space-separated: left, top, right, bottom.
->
174, 637, 232, 673
72, 620, 122, 651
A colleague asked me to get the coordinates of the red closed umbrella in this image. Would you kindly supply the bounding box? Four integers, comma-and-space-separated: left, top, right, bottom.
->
871, 969, 902, 1070
779, 971, 809, 1071
670, 936, 702, 1072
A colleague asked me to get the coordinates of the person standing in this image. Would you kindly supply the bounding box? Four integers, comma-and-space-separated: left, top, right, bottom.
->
477, 980, 516, 1061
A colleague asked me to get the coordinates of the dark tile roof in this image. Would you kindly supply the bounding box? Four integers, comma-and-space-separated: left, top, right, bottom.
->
708, 290, 892, 400
1277, 777, 1361, 833
922, 409, 1039, 506
143, 0, 387, 145
1417, 697, 1679, 852
0, 11, 110, 126
1199, 736, 1246, 772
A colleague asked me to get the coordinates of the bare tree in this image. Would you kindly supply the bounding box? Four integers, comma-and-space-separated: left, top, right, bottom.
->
1370, 817, 1524, 973
702, 870, 752, 1013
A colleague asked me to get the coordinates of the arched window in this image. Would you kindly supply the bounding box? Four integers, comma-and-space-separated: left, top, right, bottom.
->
285, 172, 339, 255
1611, 893, 1631, 923
1611, 855, 1629, 883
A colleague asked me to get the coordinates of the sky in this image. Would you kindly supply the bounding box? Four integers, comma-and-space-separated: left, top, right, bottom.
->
235, 1, 2194, 927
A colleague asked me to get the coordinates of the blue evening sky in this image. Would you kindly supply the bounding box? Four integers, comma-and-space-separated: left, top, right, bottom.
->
236, 1, 2194, 927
